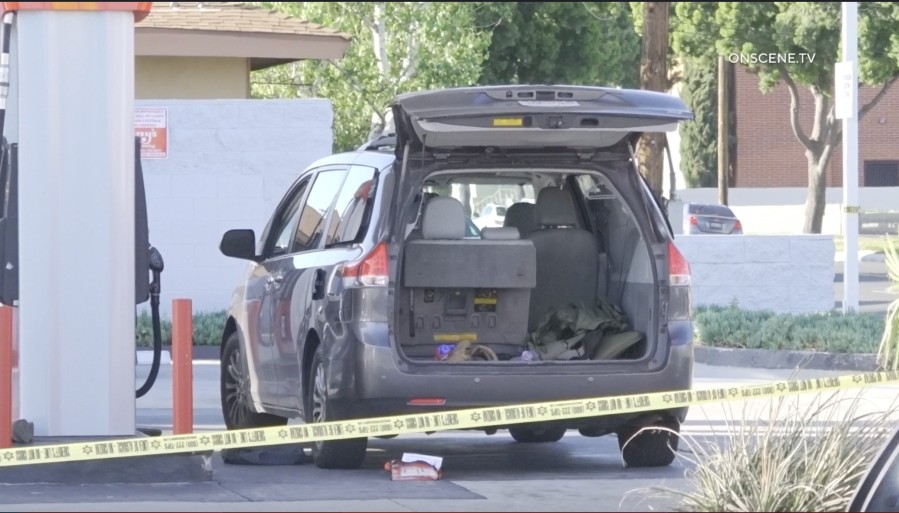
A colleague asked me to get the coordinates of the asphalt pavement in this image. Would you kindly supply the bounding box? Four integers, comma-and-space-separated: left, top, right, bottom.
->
834, 260, 894, 315
1, 262, 894, 511
3, 362, 898, 512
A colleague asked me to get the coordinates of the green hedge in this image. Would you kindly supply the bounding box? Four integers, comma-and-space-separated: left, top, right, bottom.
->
136, 310, 227, 347
694, 306, 884, 354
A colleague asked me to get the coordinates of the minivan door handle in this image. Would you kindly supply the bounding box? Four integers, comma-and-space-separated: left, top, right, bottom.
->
312, 269, 326, 300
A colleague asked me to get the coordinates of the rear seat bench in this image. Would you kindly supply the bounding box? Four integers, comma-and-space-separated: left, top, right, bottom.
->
402, 197, 536, 359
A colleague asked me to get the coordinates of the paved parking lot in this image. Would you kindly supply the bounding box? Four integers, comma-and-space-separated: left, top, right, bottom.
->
3, 363, 897, 512
834, 260, 894, 315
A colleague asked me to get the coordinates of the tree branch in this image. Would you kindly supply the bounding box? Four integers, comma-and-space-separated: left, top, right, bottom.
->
779, 65, 813, 151
327, 60, 387, 128
859, 75, 899, 120
370, 2, 391, 77
400, 32, 419, 82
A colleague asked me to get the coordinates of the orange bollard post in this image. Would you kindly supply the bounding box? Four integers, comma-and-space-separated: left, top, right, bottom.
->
172, 299, 193, 435
0, 306, 13, 448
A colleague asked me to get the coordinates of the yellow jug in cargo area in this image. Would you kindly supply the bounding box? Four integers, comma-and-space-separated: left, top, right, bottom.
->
444, 340, 498, 362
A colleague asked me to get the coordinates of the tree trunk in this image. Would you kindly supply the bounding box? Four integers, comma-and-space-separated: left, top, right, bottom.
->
803, 151, 828, 234
638, 2, 669, 197
460, 185, 472, 218
800, 89, 839, 234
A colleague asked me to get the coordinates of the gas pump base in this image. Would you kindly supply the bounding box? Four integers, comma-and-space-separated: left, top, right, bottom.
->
0, 434, 213, 484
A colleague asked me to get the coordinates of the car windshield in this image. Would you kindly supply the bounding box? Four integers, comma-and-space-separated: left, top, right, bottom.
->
689, 204, 736, 218
495, 206, 507, 216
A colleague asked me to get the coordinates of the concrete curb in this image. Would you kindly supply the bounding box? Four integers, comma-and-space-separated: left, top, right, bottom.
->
694, 346, 878, 372
0, 434, 213, 484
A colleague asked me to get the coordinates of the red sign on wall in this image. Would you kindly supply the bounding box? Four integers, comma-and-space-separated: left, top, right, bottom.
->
135, 107, 168, 160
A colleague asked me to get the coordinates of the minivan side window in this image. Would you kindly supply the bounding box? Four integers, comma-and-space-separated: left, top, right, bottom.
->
325, 165, 377, 247
293, 170, 347, 253
267, 177, 310, 259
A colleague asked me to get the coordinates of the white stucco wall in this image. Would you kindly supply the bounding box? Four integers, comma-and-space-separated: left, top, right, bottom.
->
136, 99, 334, 315
672, 187, 899, 235
675, 235, 835, 314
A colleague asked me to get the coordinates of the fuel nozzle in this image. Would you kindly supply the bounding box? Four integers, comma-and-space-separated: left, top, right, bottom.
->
149, 246, 164, 296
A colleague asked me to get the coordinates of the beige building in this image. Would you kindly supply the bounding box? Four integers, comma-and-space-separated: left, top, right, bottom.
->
135, 2, 350, 99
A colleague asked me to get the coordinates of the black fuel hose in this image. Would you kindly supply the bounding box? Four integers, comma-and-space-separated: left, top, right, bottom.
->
137, 247, 165, 398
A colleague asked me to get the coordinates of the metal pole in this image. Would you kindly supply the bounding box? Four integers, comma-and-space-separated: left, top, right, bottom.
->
718, 55, 730, 205
842, 2, 859, 313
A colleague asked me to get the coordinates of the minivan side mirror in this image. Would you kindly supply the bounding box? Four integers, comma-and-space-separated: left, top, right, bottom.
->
220, 229, 260, 261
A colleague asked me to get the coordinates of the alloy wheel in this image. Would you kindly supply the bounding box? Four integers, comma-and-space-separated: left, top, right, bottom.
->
223, 347, 250, 428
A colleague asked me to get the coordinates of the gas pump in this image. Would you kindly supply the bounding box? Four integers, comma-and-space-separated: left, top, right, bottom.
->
0, 2, 165, 438
0, 134, 167, 398
0, 8, 165, 395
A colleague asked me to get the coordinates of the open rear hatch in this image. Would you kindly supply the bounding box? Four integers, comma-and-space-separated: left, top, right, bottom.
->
390, 85, 694, 367
392, 85, 693, 156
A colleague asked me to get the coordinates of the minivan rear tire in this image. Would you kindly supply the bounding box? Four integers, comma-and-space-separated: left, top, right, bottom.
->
307, 347, 368, 469
509, 426, 566, 443
616, 422, 679, 468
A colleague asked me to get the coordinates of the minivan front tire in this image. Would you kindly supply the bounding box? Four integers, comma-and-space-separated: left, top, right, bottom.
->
221, 332, 288, 430
307, 346, 368, 469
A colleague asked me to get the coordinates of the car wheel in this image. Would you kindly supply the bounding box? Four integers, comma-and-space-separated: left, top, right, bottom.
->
221, 331, 287, 430
616, 421, 679, 468
509, 426, 566, 443
307, 347, 367, 469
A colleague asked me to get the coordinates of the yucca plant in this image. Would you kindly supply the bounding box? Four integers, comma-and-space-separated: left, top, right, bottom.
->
645, 392, 899, 512
877, 235, 899, 370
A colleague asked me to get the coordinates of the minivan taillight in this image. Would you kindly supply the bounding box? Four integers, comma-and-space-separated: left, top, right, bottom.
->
688, 216, 698, 226
668, 242, 690, 286
342, 242, 388, 287
667, 241, 692, 323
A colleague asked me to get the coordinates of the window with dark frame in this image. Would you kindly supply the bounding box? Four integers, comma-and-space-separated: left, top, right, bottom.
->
864, 161, 899, 187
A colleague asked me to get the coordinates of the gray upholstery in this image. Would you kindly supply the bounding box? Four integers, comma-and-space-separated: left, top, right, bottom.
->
535, 187, 578, 227
422, 197, 466, 240
402, 196, 537, 351
404, 239, 536, 289
503, 202, 536, 238
526, 187, 599, 330
481, 227, 520, 240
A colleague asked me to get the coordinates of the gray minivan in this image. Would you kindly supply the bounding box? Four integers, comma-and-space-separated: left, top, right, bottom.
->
218, 85, 696, 470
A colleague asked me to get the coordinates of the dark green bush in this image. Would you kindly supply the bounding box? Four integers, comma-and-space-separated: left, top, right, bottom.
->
136, 310, 227, 347
694, 306, 883, 354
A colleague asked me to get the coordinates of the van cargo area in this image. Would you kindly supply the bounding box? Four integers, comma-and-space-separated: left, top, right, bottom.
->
395, 169, 659, 365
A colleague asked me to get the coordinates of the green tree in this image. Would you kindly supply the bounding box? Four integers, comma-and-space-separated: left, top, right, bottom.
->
476, 2, 641, 87
253, 2, 489, 152
672, 2, 899, 233
679, 58, 736, 188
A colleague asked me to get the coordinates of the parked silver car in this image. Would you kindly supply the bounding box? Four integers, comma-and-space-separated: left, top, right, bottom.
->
683, 203, 743, 234
218, 85, 696, 470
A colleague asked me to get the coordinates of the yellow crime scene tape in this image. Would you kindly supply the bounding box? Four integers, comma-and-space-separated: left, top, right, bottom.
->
2, 370, 899, 468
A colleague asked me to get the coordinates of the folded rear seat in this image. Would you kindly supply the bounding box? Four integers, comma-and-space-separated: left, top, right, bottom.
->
402, 197, 536, 358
